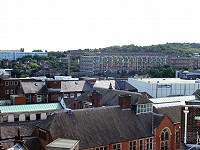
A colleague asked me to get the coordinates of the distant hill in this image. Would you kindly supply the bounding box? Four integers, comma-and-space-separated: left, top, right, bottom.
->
94, 43, 200, 55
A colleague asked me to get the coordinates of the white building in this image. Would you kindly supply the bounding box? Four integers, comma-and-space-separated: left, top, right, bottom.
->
128, 78, 200, 98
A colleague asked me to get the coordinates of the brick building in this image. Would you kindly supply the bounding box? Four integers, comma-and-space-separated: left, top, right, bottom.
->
17, 80, 91, 104
80, 52, 167, 75
34, 92, 181, 150
180, 90, 200, 148
0, 78, 36, 101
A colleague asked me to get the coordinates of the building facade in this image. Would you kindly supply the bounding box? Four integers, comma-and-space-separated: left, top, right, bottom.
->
80, 53, 167, 75
128, 78, 200, 98
34, 93, 181, 150
0, 49, 47, 60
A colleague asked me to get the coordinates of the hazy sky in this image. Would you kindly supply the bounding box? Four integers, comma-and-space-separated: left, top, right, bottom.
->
0, 0, 200, 51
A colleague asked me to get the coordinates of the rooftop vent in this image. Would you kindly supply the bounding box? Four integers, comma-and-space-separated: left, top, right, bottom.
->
35, 83, 38, 86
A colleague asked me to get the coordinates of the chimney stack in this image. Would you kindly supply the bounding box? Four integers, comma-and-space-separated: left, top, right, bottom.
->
91, 90, 102, 107
118, 94, 131, 109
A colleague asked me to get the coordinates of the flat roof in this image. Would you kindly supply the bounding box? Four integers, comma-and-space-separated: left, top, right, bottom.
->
131, 78, 199, 84
150, 95, 197, 108
46, 138, 79, 149
0, 103, 63, 113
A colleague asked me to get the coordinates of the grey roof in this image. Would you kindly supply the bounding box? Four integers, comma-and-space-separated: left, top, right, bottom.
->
150, 95, 196, 108
1, 121, 40, 139
36, 107, 163, 149
61, 81, 92, 92
20, 80, 92, 94
156, 106, 181, 124
21, 82, 46, 94
75, 87, 152, 106
115, 80, 138, 92
93, 80, 116, 89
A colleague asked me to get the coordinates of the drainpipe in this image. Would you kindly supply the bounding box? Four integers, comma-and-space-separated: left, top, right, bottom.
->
183, 107, 189, 144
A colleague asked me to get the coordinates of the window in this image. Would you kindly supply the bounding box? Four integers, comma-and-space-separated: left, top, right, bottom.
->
95, 146, 107, 150
147, 103, 153, 112
15, 81, 18, 85
37, 95, 42, 102
39, 129, 46, 140
5, 90, 9, 94
70, 93, 74, 98
137, 103, 153, 114
113, 143, 121, 150
161, 128, 170, 150
5, 81, 9, 86
129, 140, 137, 150
10, 90, 13, 94
139, 139, 143, 150
146, 137, 153, 150
10, 81, 13, 86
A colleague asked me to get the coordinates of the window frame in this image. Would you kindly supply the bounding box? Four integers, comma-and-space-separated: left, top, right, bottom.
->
5, 81, 9, 86
146, 137, 153, 150
139, 139, 143, 150
160, 128, 170, 150
112, 143, 122, 150
95, 146, 108, 150
129, 140, 137, 150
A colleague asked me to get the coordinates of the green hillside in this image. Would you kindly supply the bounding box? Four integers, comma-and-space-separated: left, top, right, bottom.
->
95, 43, 200, 55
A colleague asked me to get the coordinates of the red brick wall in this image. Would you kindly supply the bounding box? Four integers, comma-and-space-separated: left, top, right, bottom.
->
14, 96, 26, 105
33, 128, 53, 149
45, 80, 61, 89
0, 78, 35, 100
181, 106, 200, 144
155, 115, 176, 150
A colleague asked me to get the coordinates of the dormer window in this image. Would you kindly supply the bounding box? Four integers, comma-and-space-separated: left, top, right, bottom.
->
137, 103, 153, 114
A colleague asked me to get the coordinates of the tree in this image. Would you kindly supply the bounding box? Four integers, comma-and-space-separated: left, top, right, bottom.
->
32, 50, 43, 52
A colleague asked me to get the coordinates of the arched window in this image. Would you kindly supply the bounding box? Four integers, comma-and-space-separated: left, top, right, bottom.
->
161, 128, 170, 150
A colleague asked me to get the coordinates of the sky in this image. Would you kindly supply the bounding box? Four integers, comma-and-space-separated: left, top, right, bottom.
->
0, 0, 200, 52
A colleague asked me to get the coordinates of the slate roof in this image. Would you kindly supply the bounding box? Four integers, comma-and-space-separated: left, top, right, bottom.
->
21, 80, 92, 94
36, 107, 164, 149
21, 81, 46, 94
75, 87, 152, 106
156, 106, 181, 124
115, 80, 138, 92
1, 121, 40, 139
61, 81, 91, 92
0, 121, 43, 150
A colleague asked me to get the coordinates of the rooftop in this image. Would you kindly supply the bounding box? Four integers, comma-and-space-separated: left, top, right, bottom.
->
0, 103, 63, 113
46, 138, 79, 149
131, 78, 199, 84
150, 95, 196, 108
37, 106, 163, 149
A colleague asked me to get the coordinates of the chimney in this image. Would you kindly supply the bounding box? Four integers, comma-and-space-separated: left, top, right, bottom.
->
118, 94, 131, 109
91, 90, 102, 107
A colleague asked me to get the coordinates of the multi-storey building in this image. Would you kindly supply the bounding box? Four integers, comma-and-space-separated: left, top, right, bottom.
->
0, 48, 47, 60
80, 52, 167, 75
167, 57, 194, 69
0, 78, 36, 100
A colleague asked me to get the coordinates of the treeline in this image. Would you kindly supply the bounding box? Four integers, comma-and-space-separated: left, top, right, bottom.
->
93, 43, 200, 55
